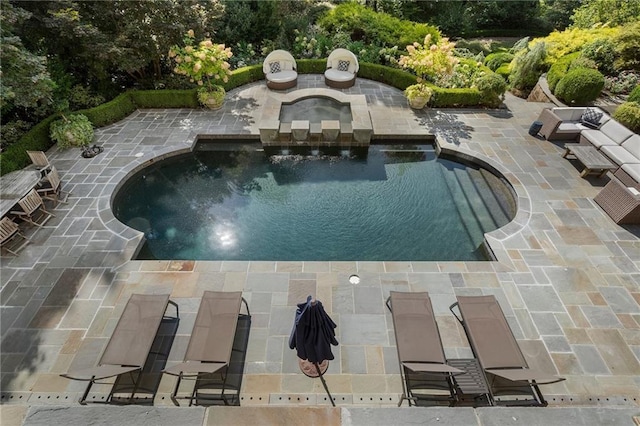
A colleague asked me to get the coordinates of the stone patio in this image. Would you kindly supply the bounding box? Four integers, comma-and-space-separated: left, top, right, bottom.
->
1, 75, 639, 425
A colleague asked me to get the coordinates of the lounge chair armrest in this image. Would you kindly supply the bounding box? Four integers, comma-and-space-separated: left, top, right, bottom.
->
61, 365, 140, 381
487, 367, 565, 384
448, 301, 462, 323
403, 362, 464, 375
163, 361, 226, 377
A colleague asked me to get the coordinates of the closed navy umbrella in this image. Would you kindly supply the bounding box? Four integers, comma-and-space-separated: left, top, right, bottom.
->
289, 295, 338, 406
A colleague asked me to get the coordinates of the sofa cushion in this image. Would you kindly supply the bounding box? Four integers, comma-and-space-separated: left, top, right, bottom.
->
599, 119, 635, 144
325, 68, 354, 82
622, 163, 640, 183
269, 61, 281, 74
601, 145, 640, 166
581, 129, 620, 149
621, 134, 640, 158
266, 70, 297, 84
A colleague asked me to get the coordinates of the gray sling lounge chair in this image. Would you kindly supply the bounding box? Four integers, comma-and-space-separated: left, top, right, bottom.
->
61, 294, 178, 404
163, 291, 250, 406
386, 291, 463, 407
450, 295, 564, 406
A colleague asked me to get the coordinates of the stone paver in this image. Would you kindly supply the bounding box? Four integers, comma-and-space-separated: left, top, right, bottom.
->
1, 76, 639, 423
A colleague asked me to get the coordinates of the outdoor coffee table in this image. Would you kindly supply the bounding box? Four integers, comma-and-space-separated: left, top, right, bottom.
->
562, 144, 617, 178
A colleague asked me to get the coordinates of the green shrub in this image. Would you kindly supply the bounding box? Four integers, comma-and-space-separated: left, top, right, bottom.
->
613, 21, 640, 72
476, 73, 508, 107
129, 89, 199, 108
509, 42, 548, 92
547, 52, 581, 92
628, 85, 640, 102
430, 87, 484, 108
484, 52, 514, 71
317, 2, 440, 48
77, 93, 136, 128
568, 56, 598, 71
358, 62, 416, 89
223, 65, 265, 89
532, 27, 620, 65
555, 67, 605, 105
612, 101, 640, 133
0, 114, 59, 175
581, 39, 617, 76
296, 59, 327, 75
495, 64, 511, 79
49, 114, 94, 149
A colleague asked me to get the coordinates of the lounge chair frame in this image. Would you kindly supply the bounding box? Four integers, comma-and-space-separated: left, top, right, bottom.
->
263, 50, 298, 90
324, 48, 359, 89
386, 291, 462, 407
164, 291, 250, 406
0, 217, 30, 256
61, 294, 178, 404
450, 295, 564, 406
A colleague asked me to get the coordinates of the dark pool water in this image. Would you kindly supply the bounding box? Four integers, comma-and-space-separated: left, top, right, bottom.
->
113, 145, 515, 261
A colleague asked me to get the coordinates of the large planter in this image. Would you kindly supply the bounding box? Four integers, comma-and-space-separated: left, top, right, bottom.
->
198, 86, 225, 110
408, 96, 429, 109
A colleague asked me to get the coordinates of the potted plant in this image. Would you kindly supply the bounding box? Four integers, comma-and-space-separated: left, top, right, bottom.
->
49, 113, 101, 158
169, 30, 233, 110
404, 84, 434, 109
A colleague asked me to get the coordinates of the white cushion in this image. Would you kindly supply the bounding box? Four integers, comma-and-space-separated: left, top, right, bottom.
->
266, 70, 297, 84
622, 163, 640, 183
601, 145, 640, 166
621, 134, 640, 158
324, 68, 354, 83
582, 129, 619, 149
599, 119, 634, 144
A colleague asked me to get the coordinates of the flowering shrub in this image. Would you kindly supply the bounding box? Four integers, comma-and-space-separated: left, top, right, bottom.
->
435, 60, 485, 89
169, 30, 232, 89
399, 34, 458, 82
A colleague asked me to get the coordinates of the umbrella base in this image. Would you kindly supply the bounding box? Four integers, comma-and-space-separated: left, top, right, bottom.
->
298, 358, 329, 377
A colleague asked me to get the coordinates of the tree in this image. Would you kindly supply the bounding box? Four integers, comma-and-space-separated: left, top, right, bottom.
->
0, 3, 55, 115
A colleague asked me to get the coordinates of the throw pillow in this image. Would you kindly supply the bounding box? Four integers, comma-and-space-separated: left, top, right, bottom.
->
269, 61, 281, 74
580, 108, 603, 129
337, 59, 350, 72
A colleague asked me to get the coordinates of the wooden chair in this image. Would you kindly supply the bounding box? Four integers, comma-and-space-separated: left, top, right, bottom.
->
37, 166, 70, 207
0, 217, 30, 255
11, 189, 54, 227
27, 151, 52, 176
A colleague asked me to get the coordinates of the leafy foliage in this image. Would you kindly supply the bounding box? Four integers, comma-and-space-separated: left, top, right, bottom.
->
399, 35, 458, 82
555, 67, 605, 105
547, 52, 581, 92
509, 42, 548, 92
484, 52, 514, 72
476, 72, 508, 107
612, 101, 640, 133
581, 39, 617, 76
613, 21, 640, 71
571, 0, 640, 28
531, 27, 620, 65
318, 2, 439, 48
628, 85, 640, 102
49, 114, 94, 149
604, 71, 639, 94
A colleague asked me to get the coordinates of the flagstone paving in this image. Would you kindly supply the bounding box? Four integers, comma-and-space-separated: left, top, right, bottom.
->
1, 75, 639, 423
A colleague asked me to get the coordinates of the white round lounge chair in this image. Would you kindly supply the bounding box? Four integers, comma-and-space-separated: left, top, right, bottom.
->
263, 50, 298, 90
324, 48, 359, 89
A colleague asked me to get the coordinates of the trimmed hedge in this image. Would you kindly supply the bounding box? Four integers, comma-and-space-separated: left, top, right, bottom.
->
484, 52, 514, 72
1, 63, 503, 175
628, 85, 640, 102
495, 64, 511, 79
555, 67, 605, 105
547, 52, 581, 92
612, 101, 640, 133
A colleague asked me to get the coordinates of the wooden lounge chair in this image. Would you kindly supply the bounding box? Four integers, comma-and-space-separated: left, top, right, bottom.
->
10, 188, 54, 227
324, 48, 359, 89
450, 295, 564, 406
263, 50, 298, 90
0, 217, 30, 255
163, 291, 250, 406
386, 291, 463, 407
61, 294, 178, 404
37, 166, 70, 207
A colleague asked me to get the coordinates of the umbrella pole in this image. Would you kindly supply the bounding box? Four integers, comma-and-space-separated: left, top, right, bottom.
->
314, 362, 335, 407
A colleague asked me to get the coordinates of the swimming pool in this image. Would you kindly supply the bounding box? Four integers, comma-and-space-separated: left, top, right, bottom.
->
113, 144, 515, 261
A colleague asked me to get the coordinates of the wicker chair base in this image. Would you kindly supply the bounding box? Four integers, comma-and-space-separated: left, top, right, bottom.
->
594, 178, 640, 224
325, 77, 355, 89
267, 78, 297, 90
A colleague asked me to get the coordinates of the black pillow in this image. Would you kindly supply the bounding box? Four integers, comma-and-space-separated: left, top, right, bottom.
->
269, 61, 281, 74
580, 108, 603, 129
